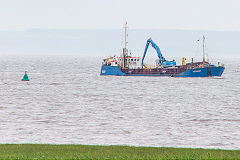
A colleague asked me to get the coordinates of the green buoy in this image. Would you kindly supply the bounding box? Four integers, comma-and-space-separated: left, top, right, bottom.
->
22, 71, 30, 81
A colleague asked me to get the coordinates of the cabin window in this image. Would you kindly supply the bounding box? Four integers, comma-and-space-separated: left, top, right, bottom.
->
131, 59, 133, 61
134, 59, 136, 61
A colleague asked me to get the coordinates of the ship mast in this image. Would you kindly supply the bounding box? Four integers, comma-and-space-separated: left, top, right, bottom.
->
202, 35, 205, 66
123, 22, 127, 68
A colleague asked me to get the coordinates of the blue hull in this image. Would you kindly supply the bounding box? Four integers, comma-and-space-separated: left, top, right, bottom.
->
100, 66, 125, 76
100, 66, 225, 77
178, 67, 224, 77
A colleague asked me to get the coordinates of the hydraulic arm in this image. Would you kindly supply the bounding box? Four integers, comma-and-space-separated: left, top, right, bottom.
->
142, 38, 176, 67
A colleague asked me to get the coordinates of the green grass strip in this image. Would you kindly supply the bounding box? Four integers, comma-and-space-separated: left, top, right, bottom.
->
0, 144, 239, 160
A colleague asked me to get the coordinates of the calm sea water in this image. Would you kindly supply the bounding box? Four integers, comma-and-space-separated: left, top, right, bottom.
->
0, 54, 239, 149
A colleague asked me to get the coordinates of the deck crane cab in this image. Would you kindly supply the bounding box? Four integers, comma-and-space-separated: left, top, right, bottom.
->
142, 38, 176, 68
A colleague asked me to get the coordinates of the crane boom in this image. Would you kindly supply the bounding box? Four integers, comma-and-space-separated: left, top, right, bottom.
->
142, 38, 176, 67
142, 38, 165, 65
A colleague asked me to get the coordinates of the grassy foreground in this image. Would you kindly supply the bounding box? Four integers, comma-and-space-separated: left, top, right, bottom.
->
0, 144, 239, 160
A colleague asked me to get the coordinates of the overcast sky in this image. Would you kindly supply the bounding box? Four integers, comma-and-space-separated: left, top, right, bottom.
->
0, 0, 240, 31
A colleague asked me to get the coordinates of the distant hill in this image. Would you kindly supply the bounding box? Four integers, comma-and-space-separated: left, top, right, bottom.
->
0, 29, 239, 57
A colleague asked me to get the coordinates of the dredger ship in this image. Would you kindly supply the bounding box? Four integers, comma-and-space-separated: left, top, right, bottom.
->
100, 23, 225, 77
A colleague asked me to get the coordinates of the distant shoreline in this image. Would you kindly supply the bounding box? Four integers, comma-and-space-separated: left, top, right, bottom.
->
0, 29, 239, 57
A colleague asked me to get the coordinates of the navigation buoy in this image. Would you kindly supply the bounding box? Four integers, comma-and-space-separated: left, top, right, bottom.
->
22, 71, 30, 81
